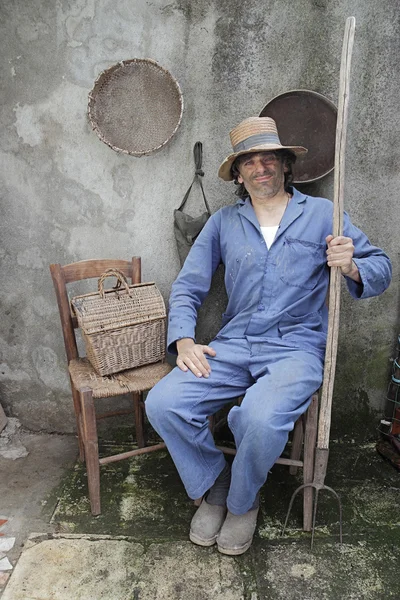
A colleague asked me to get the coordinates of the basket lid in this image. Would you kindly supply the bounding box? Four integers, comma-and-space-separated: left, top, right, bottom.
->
88, 58, 183, 156
71, 282, 166, 335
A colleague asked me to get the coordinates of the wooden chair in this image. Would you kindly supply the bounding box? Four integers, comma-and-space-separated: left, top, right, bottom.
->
50, 257, 172, 516
208, 392, 319, 531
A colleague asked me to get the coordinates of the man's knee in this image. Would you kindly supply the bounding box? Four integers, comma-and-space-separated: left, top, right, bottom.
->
145, 370, 187, 426
229, 405, 294, 439
145, 379, 169, 425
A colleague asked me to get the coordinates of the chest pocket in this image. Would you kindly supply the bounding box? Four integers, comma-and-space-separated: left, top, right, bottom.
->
279, 236, 326, 290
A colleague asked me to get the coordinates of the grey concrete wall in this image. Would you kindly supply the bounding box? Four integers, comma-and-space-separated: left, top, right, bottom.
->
0, 0, 398, 436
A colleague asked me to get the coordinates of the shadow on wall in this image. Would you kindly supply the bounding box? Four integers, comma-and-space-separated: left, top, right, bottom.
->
196, 264, 228, 345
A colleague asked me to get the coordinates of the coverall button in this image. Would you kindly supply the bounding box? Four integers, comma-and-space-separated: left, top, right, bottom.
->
258, 304, 265, 311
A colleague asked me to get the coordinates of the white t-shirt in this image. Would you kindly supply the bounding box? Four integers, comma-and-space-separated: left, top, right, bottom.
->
260, 225, 279, 249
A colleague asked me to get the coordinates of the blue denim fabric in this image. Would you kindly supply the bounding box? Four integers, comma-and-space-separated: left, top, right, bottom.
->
147, 187, 391, 514
146, 338, 324, 514
167, 187, 392, 355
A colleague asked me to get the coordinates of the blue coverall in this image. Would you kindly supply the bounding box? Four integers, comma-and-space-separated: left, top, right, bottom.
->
146, 187, 391, 514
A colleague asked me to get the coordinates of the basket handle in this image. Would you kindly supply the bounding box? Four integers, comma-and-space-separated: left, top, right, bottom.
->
98, 269, 131, 299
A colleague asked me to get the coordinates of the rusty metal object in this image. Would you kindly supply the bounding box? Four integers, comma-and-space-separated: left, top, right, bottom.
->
259, 89, 337, 183
282, 448, 343, 549
88, 58, 183, 156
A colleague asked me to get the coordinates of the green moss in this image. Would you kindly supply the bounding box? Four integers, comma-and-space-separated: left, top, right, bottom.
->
44, 434, 400, 599
366, 345, 393, 390
254, 538, 399, 599
330, 340, 392, 439
49, 439, 194, 539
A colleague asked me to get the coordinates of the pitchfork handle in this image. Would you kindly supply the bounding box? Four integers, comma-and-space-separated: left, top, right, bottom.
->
317, 16, 356, 450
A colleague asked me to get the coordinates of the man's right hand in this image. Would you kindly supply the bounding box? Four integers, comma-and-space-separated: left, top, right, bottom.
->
176, 338, 217, 378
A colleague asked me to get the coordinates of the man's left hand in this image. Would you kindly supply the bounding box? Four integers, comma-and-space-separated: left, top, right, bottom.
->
326, 235, 361, 282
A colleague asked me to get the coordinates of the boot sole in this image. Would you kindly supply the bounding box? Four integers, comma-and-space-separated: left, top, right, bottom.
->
217, 538, 253, 556
189, 531, 218, 547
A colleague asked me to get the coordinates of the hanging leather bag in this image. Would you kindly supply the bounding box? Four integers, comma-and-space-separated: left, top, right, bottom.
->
174, 142, 211, 266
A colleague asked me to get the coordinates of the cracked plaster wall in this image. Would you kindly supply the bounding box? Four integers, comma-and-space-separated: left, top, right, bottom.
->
0, 0, 398, 434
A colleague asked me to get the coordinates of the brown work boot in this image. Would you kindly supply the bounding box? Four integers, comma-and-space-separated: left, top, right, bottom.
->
189, 499, 227, 547
216, 506, 259, 555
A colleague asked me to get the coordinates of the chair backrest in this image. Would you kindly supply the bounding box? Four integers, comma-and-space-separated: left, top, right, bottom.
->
50, 258, 141, 364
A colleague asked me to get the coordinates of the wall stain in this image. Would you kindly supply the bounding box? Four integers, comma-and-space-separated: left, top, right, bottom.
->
112, 164, 135, 200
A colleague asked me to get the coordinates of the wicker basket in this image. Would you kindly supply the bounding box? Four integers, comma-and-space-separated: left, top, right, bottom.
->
71, 269, 167, 376
88, 58, 183, 156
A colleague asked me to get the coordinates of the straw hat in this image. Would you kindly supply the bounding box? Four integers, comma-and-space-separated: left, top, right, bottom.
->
218, 117, 308, 181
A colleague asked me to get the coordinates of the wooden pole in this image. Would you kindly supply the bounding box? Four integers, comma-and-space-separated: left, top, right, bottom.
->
317, 17, 356, 451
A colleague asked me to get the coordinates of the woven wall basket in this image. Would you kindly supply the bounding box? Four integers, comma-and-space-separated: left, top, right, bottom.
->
71, 269, 167, 376
88, 58, 184, 156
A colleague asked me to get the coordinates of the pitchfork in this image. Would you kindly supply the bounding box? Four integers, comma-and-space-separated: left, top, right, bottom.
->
282, 16, 356, 549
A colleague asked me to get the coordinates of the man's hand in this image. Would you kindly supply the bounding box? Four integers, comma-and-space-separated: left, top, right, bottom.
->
176, 338, 217, 378
325, 235, 361, 282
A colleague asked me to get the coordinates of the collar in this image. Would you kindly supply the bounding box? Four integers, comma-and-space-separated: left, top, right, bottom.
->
235, 187, 308, 206
236, 187, 308, 237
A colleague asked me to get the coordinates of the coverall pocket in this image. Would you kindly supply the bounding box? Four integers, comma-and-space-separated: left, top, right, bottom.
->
279, 237, 326, 290
278, 311, 323, 339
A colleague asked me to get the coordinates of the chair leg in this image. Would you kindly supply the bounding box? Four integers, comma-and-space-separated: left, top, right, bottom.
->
289, 416, 304, 475
71, 382, 85, 462
303, 392, 319, 531
80, 387, 101, 516
133, 392, 145, 448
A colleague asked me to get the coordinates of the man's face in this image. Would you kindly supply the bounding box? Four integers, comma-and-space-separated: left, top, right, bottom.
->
236, 151, 287, 199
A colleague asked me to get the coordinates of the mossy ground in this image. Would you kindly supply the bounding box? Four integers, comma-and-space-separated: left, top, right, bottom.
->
46, 430, 400, 599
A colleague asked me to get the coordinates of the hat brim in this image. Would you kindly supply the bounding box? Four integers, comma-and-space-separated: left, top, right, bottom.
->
218, 144, 308, 181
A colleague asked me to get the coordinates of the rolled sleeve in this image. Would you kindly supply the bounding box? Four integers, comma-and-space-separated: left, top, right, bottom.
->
343, 212, 392, 299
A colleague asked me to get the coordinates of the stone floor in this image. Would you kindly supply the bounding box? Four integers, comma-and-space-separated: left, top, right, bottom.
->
0, 424, 399, 599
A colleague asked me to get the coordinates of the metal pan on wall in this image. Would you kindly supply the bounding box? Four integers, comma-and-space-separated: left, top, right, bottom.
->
88, 58, 183, 156
259, 90, 337, 183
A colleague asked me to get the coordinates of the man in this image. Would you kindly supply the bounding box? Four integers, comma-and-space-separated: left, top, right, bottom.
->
146, 117, 391, 555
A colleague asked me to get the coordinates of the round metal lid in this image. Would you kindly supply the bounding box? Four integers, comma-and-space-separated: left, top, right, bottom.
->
259, 90, 337, 183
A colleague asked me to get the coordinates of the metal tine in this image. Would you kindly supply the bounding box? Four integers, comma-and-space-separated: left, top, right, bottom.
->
282, 482, 343, 549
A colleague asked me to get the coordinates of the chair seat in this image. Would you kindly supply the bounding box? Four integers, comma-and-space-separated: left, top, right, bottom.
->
69, 358, 172, 398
